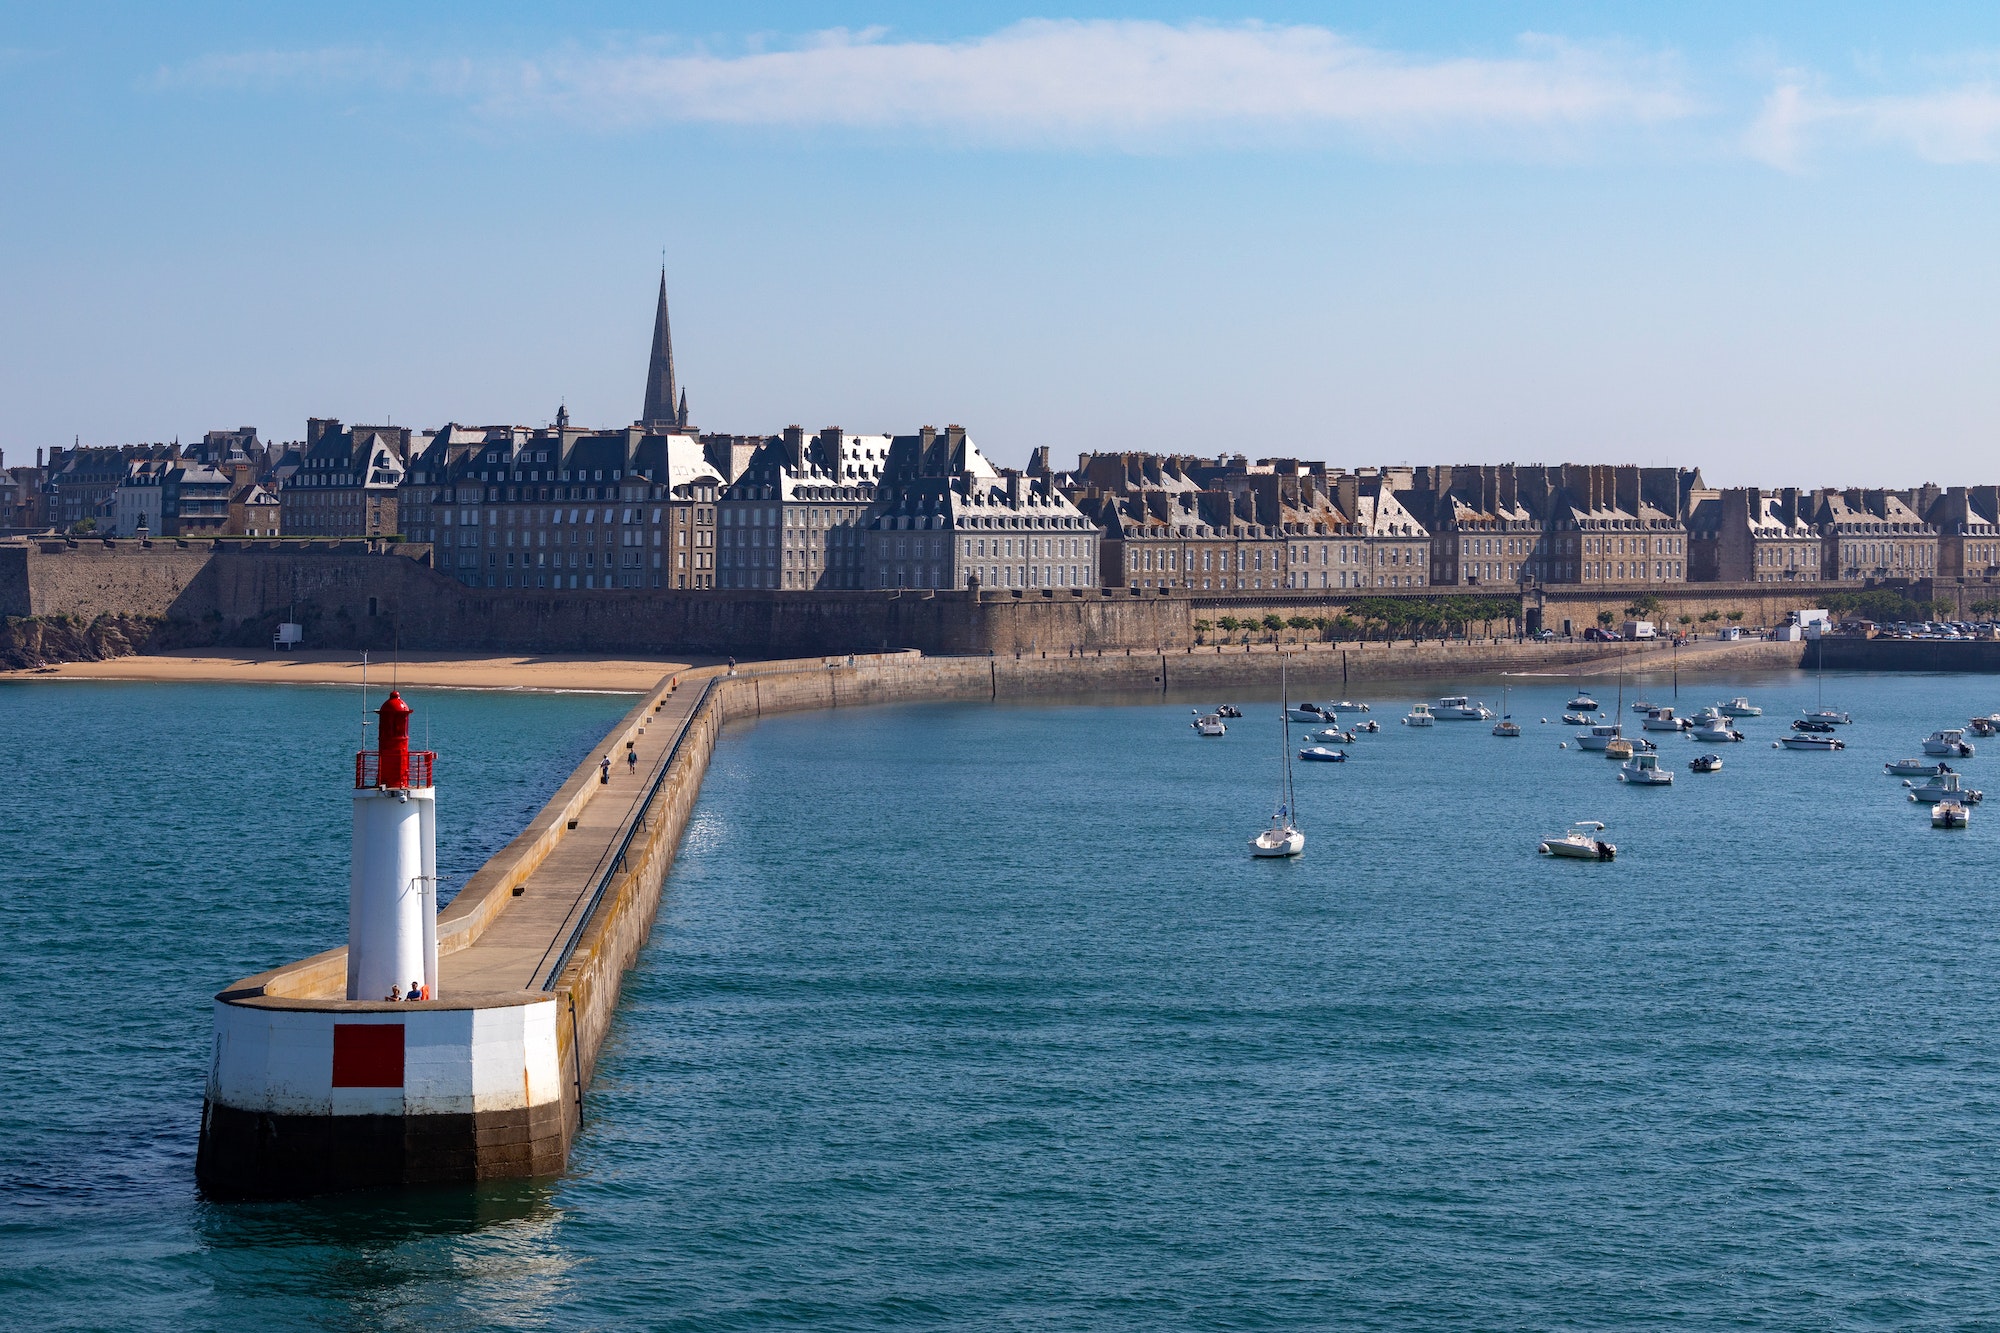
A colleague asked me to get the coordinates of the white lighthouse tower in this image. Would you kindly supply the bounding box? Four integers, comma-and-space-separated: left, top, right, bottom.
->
347, 690, 439, 1001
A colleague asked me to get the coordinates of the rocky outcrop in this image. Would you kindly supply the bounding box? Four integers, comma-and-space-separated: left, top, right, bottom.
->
0, 614, 166, 670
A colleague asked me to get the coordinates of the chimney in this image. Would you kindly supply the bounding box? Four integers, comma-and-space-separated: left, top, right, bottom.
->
1004, 469, 1022, 508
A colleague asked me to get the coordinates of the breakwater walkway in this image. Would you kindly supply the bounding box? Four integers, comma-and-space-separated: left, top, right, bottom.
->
197, 634, 1805, 1196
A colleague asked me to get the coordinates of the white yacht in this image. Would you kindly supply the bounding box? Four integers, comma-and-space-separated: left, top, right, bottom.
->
1192, 713, 1226, 737
1907, 772, 1984, 805
1403, 703, 1436, 727
1641, 707, 1687, 732
1802, 707, 1853, 726
1576, 723, 1624, 751
1689, 718, 1745, 743
1251, 657, 1305, 858
1539, 821, 1616, 860
1618, 752, 1674, 785
1433, 696, 1496, 721
1719, 697, 1762, 718
1493, 687, 1521, 737
1923, 729, 1975, 758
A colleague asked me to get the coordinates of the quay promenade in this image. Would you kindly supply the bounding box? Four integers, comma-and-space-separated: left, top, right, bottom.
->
196, 631, 1806, 1196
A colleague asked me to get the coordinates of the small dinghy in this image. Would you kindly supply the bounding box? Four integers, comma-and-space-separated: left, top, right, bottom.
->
1356, 719, 1381, 734
1562, 712, 1594, 726
1216, 705, 1243, 718
1297, 746, 1347, 763
1332, 700, 1369, 713
1689, 753, 1724, 774
1886, 758, 1952, 777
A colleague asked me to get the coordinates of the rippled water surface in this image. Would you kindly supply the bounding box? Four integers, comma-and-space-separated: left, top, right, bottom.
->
10, 666, 2000, 1330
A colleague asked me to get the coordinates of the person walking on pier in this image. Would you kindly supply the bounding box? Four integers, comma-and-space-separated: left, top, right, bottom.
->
626, 749, 638, 777
600, 756, 611, 785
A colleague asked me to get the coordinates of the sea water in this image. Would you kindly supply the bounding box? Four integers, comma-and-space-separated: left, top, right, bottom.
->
8, 667, 2000, 1329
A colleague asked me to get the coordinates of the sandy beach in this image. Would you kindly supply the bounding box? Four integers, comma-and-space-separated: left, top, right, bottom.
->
13, 650, 707, 692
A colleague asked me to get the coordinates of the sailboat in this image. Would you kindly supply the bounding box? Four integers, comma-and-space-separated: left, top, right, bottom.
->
1801, 636, 1851, 725
1493, 685, 1521, 737
1251, 654, 1306, 858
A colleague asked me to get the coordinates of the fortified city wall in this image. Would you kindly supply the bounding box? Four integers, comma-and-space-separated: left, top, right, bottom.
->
7, 538, 1858, 660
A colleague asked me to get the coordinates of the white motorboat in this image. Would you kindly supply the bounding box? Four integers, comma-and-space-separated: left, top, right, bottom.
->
1906, 772, 1984, 805
1192, 713, 1227, 737
1403, 703, 1435, 727
1719, 697, 1762, 718
1332, 700, 1370, 713
1689, 720, 1745, 743
1802, 707, 1853, 726
1303, 727, 1354, 745
1969, 714, 2000, 738
1567, 694, 1599, 711
1562, 711, 1594, 725
1287, 702, 1336, 724
1641, 707, 1687, 732
1297, 746, 1347, 763
1576, 723, 1624, 751
1631, 699, 1660, 714
1923, 729, 1975, 758
1935, 801, 1971, 829
1539, 820, 1616, 860
1688, 705, 1725, 725
1251, 656, 1305, 858
1618, 752, 1674, 785
1433, 695, 1496, 721
1689, 753, 1724, 773
1356, 719, 1381, 734
1885, 758, 1953, 777
1782, 733, 1845, 750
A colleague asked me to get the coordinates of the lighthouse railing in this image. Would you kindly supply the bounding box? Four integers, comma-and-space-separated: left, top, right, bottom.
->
354, 749, 437, 789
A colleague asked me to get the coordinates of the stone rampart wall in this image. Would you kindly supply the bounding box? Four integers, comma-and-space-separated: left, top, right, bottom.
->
1, 540, 213, 619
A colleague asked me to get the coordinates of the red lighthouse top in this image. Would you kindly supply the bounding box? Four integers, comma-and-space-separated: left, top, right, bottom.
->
355, 690, 436, 789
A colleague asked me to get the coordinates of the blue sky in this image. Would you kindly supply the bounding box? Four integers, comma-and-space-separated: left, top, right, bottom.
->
5, 3, 2000, 486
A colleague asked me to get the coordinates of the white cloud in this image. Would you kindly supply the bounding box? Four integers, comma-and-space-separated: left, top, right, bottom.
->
1748, 74, 2000, 169
158, 22, 1695, 152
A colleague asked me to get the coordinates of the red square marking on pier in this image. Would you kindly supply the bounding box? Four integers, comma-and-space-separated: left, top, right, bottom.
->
332, 1023, 405, 1087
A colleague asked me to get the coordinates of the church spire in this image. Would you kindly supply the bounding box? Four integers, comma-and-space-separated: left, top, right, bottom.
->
641, 268, 678, 428
677, 387, 688, 430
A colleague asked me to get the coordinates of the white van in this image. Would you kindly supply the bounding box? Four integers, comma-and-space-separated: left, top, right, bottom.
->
1622, 620, 1657, 641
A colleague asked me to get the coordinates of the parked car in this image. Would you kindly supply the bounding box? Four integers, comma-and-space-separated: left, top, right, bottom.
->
1533, 628, 1558, 641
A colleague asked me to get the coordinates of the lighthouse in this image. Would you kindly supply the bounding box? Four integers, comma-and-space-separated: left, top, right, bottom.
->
347, 690, 439, 1001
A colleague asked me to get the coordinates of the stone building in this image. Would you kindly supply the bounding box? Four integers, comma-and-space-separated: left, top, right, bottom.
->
164, 463, 234, 537
47, 443, 181, 531
1334, 470, 1431, 590
1686, 487, 1822, 583
1528, 465, 1688, 587
229, 482, 283, 537
113, 458, 171, 538
281, 420, 409, 537
1814, 489, 1938, 582
1405, 466, 1544, 588
869, 426, 1097, 591
715, 427, 880, 591
1924, 486, 2000, 585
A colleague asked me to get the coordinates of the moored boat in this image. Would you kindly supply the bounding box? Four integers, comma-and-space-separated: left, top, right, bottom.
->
1332, 700, 1369, 713
1886, 758, 1952, 777
1923, 729, 1975, 758
1906, 771, 1984, 805
1434, 695, 1496, 721
1605, 737, 1635, 760
1934, 801, 1971, 829
1540, 820, 1616, 860
1567, 694, 1599, 711
1562, 712, 1594, 726
1719, 697, 1762, 718
1618, 752, 1674, 785
1192, 713, 1226, 737
1403, 703, 1435, 727
1576, 723, 1624, 752
1689, 753, 1724, 773
1641, 707, 1687, 732
1690, 720, 1745, 743
1782, 733, 1846, 750
1297, 746, 1347, 763
1251, 656, 1305, 858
